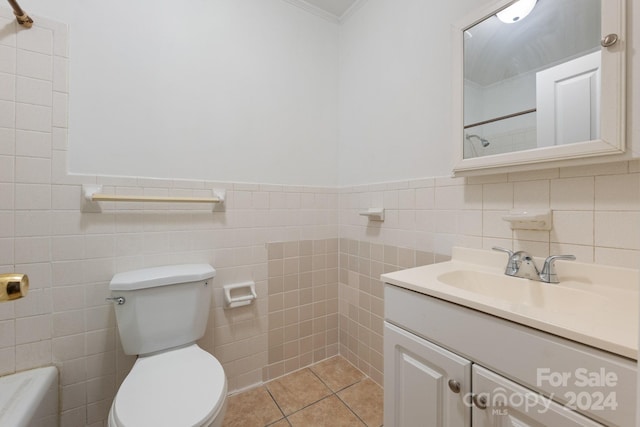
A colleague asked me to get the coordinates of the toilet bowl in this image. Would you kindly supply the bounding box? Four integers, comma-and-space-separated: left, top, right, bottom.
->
107, 264, 227, 427
108, 345, 227, 427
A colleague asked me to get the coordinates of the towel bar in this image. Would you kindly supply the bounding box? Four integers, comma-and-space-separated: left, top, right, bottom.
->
81, 184, 226, 212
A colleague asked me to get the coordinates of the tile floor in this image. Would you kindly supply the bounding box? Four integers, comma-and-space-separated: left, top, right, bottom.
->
222, 356, 383, 427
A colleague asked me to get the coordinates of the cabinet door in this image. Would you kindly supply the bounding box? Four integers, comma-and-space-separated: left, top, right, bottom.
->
472, 365, 604, 427
384, 321, 472, 427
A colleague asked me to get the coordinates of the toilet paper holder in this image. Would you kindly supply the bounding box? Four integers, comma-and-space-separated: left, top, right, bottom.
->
223, 281, 257, 309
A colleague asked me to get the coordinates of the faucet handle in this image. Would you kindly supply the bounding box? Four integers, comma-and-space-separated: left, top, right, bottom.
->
491, 246, 513, 256
492, 247, 518, 275
492, 246, 514, 256
540, 254, 576, 283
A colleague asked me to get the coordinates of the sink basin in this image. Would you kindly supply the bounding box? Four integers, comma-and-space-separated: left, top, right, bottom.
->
436, 270, 603, 313
381, 247, 639, 359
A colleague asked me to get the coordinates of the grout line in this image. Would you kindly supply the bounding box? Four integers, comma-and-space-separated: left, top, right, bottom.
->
265, 418, 291, 427
264, 386, 287, 420
285, 394, 367, 427
259, 357, 375, 427
277, 381, 333, 418
295, 360, 372, 425
334, 390, 369, 427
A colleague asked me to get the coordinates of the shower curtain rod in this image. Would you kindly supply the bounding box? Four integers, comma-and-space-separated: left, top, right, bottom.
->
6, 0, 33, 28
464, 108, 536, 129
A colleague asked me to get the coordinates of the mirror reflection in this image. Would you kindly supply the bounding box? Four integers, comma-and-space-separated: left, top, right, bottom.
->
463, 0, 601, 159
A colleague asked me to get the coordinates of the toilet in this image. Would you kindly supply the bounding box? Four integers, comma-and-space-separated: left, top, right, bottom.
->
107, 264, 227, 427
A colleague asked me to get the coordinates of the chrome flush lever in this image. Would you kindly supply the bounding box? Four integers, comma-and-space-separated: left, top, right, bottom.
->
106, 296, 126, 305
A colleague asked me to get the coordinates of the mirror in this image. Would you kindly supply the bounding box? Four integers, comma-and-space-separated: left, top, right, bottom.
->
452, 0, 625, 175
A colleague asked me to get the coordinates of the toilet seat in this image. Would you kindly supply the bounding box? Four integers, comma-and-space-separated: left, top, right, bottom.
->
110, 344, 227, 427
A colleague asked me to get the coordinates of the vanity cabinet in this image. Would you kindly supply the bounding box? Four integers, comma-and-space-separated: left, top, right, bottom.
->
384, 284, 637, 427
385, 322, 602, 427
384, 322, 471, 426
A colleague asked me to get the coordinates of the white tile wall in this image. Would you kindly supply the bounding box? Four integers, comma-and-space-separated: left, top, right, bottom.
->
339, 167, 640, 265
17, 130, 52, 157
0, 100, 15, 128
0, 73, 16, 101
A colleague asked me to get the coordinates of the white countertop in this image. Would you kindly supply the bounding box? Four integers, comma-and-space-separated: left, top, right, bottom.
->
381, 247, 639, 360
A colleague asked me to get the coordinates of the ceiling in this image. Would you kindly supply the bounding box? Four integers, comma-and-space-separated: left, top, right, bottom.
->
464, 0, 601, 86
297, 0, 359, 19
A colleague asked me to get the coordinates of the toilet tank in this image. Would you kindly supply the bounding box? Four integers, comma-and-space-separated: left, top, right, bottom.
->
109, 264, 216, 356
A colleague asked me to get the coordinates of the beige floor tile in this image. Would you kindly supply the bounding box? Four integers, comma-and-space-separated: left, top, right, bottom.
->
266, 368, 332, 415
310, 356, 366, 392
338, 379, 384, 427
222, 386, 284, 427
288, 395, 366, 427
268, 419, 291, 427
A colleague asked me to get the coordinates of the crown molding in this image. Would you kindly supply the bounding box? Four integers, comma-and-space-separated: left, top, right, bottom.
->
280, 0, 340, 23
339, 0, 369, 22
281, 0, 370, 24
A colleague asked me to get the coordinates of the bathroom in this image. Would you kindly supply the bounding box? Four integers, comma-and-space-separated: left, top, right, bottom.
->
0, 0, 638, 425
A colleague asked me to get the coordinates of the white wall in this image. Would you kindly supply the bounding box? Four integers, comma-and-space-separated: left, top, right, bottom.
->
464, 72, 536, 124
338, 0, 479, 185
25, 0, 340, 186
23, 0, 640, 187
338, 0, 640, 186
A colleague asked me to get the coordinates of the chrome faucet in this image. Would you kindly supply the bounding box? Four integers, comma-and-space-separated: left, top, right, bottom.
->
492, 247, 576, 284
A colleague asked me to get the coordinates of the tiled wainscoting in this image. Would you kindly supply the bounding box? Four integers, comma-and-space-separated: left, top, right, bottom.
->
336, 165, 640, 386
265, 239, 340, 381
265, 238, 434, 387
339, 165, 640, 268
338, 239, 435, 385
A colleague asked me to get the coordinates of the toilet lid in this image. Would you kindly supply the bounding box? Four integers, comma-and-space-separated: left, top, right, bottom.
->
113, 345, 227, 427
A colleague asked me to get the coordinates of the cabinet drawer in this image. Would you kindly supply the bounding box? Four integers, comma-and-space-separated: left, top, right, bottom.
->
473, 365, 604, 426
